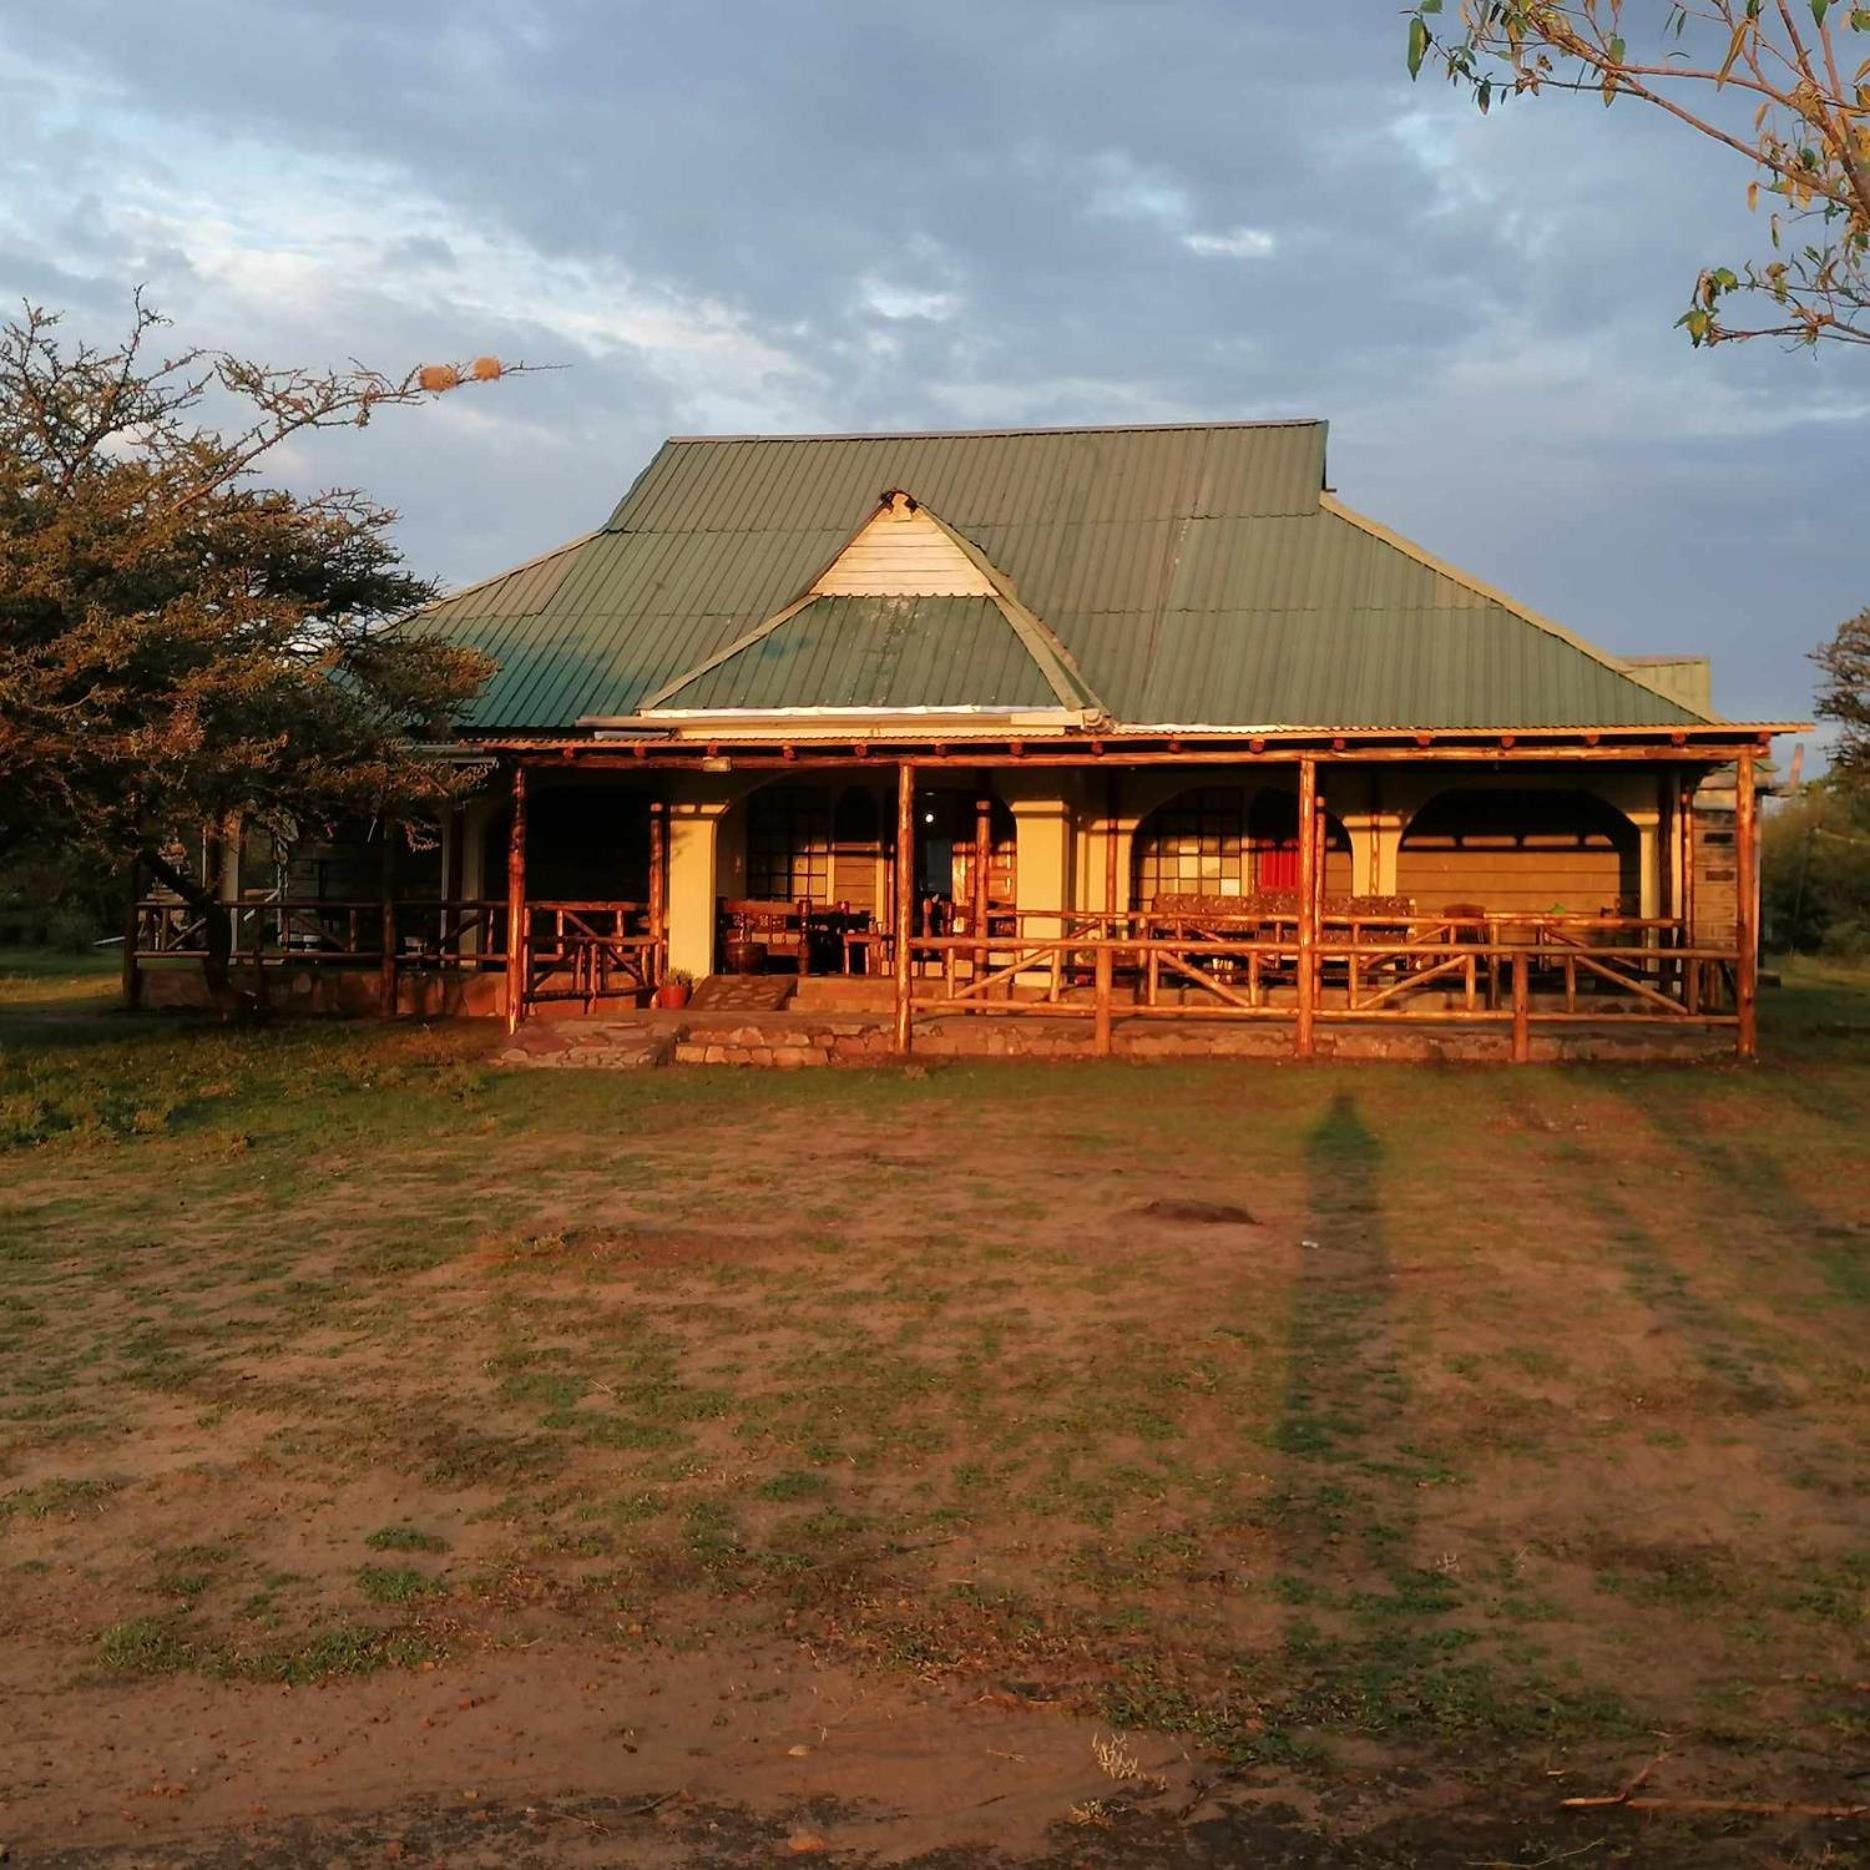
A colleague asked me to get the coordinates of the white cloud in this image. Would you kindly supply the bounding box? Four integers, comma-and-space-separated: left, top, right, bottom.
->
1182, 226, 1277, 259
858, 276, 963, 322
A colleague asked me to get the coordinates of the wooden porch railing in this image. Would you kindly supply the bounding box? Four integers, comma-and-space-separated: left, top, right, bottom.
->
900, 913, 1741, 1062
522, 902, 661, 1013
133, 899, 509, 965
132, 897, 664, 1018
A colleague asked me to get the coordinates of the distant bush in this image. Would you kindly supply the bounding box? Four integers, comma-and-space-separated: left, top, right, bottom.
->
1764, 781, 1870, 955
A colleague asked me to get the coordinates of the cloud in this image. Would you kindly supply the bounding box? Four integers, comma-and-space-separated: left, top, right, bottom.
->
0, 2, 1858, 724
1182, 227, 1277, 259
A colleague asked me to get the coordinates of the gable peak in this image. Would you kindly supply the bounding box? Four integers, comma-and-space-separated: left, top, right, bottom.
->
809, 491, 996, 599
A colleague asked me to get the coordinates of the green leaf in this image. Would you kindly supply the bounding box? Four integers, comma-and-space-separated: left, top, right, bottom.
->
1607, 35, 1625, 64
1407, 16, 1429, 79
1811, 0, 1830, 25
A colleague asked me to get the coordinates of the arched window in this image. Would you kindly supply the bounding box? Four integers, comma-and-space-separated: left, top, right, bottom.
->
1398, 789, 1639, 916
1131, 786, 1351, 905
1132, 786, 1247, 903
747, 785, 832, 902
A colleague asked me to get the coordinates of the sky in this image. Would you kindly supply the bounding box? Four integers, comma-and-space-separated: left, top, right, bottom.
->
2, 1, 1861, 745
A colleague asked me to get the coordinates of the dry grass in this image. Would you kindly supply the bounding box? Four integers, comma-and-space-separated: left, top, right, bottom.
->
0, 948, 1865, 1821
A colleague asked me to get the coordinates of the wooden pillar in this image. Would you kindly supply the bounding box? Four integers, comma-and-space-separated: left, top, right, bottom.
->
378, 817, 398, 1020
648, 798, 667, 986
1681, 773, 1698, 942
1295, 757, 1318, 1059
972, 775, 991, 980
1735, 749, 1757, 1061
1510, 950, 1530, 1064
1104, 769, 1122, 927
121, 857, 143, 1011
504, 764, 528, 1036
1093, 940, 1113, 1057
1681, 772, 1699, 1014
894, 762, 916, 1054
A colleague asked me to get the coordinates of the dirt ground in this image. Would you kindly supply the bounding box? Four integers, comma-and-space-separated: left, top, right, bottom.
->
1, 952, 1866, 1865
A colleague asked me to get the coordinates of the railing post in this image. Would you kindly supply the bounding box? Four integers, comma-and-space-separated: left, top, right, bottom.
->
1510, 949, 1530, 1064
504, 764, 528, 1036
1295, 756, 1318, 1058
1735, 748, 1758, 1061
1093, 941, 1114, 1056
379, 815, 398, 1020
1681, 772, 1699, 1014
894, 761, 915, 1055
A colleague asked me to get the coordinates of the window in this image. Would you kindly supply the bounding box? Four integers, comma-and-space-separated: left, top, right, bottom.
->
747, 786, 832, 902
1133, 787, 1247, 902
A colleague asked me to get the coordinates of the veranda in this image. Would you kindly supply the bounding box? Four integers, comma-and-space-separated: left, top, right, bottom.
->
128, 729, 1766, 1062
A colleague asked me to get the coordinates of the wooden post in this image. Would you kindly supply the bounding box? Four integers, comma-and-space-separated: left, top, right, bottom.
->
1735, 748, 1757, 1061
647, 798, 667, 988
1104, 769, 1121, 929
121, 858, 142, 1011
1093, 940, 1114, 1056
1681, 773, 1698, 944
894, 762, 916, 1054
973, 776, 991, 985
1295, 757, 1318, 1058
379, 817, 398, 1019
1510, 949, 1530, 1063
504, 765, 528, 1036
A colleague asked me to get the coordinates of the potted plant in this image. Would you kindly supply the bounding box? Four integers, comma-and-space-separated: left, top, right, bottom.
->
656, 967, 695, 1011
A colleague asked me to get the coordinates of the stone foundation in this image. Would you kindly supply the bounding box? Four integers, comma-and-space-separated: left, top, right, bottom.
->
139, 962, 507, 1018
500, 1008, 1734, 1069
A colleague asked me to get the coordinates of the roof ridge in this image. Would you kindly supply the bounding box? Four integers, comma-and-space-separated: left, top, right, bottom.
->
660, 417, 1324, 445
1317, 495, 1716, 725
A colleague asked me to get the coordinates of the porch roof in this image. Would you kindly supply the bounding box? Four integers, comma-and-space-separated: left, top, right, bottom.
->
410, 420, 1737, 737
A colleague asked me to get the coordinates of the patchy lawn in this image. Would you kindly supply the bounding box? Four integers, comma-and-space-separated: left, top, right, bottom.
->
1, 949, 1866, 1865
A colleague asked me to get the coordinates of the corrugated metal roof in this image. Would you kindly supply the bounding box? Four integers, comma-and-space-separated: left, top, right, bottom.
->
658, 595, 1063, 711
411, 420, 1707, 732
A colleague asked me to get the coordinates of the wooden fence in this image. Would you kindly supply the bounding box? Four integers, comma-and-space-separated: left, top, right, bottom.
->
903, 911, 1741, 1061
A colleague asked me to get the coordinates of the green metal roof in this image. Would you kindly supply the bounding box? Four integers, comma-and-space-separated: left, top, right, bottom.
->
412, 420, 1706, 733
656, 595, 1064, 712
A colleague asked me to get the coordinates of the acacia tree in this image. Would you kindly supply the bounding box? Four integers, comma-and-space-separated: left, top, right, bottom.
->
1814, 605, 1870, 772
1406, 2, 1870, 348
0, 297, 514, 1001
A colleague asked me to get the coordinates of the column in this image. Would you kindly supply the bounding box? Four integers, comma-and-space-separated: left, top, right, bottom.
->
503, 766, 527, 1035
894, 762, 915, 1054
1735, 749, 1757, 1062
1295, 757, 1318, 1058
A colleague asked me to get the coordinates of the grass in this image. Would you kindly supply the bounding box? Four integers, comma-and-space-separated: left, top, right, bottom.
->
1, 945, 1866, 1790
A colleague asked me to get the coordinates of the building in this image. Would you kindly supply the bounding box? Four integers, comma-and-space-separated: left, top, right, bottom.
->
131, 421, 1801, 1061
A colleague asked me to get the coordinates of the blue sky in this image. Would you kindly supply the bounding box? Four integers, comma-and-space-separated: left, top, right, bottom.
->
3, 2, 1860, 742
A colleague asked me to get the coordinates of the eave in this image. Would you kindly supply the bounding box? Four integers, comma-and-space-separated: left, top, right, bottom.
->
468, 720, 1808, 767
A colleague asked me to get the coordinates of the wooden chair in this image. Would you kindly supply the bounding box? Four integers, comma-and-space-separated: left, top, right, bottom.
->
718, 898, 812, 975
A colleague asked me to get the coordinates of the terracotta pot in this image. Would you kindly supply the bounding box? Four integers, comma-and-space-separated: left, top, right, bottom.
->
656, 982, 691, 1011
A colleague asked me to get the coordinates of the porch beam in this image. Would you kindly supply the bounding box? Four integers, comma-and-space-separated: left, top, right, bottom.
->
532, 744, 1771, 771
504, 763, 528, 1036
894, 761, 915, 1054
